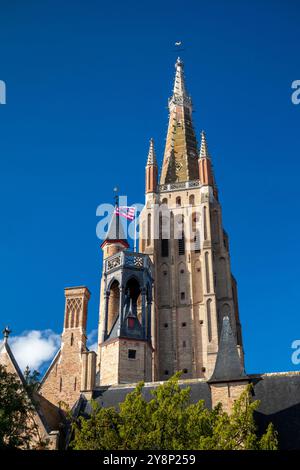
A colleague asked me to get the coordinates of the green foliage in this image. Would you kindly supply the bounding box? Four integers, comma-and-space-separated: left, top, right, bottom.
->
0, 364, 33, 448
259, 423, 279, 450
0, 364, 48, 449
71, 374, 278, 450
24, 366, 41, 393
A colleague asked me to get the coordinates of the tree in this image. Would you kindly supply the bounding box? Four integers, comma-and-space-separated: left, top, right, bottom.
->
0, 365, 48, 449
71, 373, 278, 450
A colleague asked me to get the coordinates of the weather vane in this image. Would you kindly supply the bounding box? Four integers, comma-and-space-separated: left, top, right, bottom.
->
174, 41, 185, 53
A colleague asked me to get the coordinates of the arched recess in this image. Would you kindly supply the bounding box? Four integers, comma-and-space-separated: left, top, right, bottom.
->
118, 276, 141, 329
189, 194, 195, 205
211, 209, 220, 243
160, 263, 169, 306
217, 257, 228, 298
192, 211, 201, 252
207, 299, 212, 342
140, 220, 146, 252
107, 279, 120, 333
174, 214, 185, 255
203, 206, 208, 240
193, 260, 202, 303
146, 282, 153, 338
178, 261, 186, 304
221, 303, 231, 319
160, 211, 169, 258
205, 251, 210, 293
147, 213, 151, 246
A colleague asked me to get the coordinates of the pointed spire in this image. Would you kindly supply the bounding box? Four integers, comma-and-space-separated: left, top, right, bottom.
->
160, 59, 199, 184
146, 138, 157, 166
101, 194, 129, 249
209, 316, 247, 383
101, 210, 129, 248
199, 130, 210, 159
173, 57, 187, 99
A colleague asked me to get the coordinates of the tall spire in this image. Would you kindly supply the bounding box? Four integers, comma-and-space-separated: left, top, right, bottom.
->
160, 59, 199, 185
146, 138, 157, 166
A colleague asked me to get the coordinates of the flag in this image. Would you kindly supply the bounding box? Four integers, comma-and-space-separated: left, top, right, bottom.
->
114, 206, 136, 221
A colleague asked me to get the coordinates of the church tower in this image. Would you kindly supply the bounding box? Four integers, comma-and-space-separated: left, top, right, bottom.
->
139, 58, 244, 380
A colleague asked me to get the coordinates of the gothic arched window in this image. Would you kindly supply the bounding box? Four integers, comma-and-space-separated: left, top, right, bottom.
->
147, 213, 151, 246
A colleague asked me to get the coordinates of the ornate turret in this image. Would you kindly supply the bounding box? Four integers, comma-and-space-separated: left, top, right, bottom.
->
199, 130, 218, 199
98, 249, 154, 386
145, 138, 158, 194
160, 58, 199, 184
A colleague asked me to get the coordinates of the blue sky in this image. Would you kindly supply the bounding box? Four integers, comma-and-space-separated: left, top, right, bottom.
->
0, 0, 299, 374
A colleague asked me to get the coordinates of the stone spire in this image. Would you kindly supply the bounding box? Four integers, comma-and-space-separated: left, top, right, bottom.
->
209, 316, 247, 383
146, 138, 157, 166
146, 138, 158, 194
172, 57, 187, 99
199, 130, 210, 159
198, 130, 218, 199
160, 58, 199, 184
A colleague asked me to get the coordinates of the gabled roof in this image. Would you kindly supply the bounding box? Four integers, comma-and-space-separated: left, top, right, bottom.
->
208, 316, 248, 383
0, 338, 26, 387
0, 336, 63, 438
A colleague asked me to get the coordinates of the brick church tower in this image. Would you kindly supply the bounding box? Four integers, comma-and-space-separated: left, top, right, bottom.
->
37, 57, 245, 401
139, 58, 244, 380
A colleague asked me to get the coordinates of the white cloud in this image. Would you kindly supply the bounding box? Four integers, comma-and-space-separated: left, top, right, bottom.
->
1, 327, 98, 374
9, 329, 60, 372
87, 328, 98, 352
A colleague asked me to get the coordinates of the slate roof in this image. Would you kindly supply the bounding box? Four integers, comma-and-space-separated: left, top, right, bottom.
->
101, 208, 129, 247
251, 372, 300, 450
77, 372, 300, 450
80, 379, 212, 416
